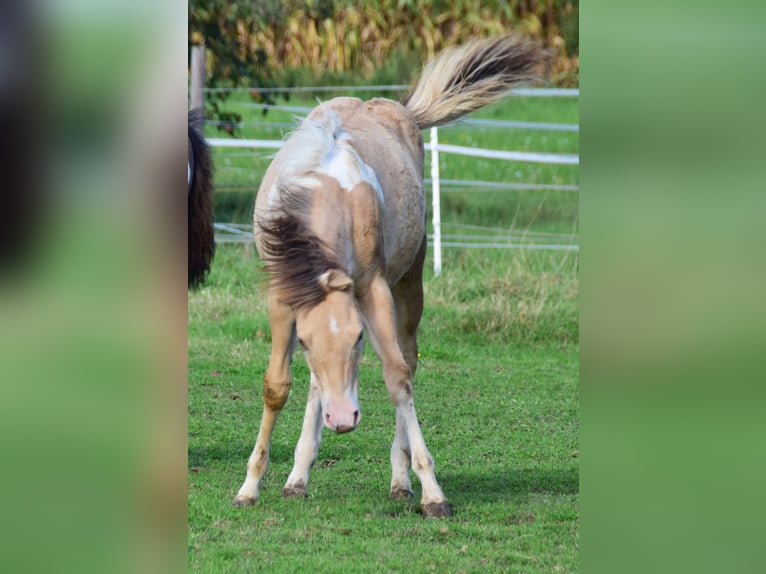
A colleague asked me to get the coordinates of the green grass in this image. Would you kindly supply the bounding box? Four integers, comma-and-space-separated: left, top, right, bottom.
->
189, 244, 578, 572
189, 92, 578, 572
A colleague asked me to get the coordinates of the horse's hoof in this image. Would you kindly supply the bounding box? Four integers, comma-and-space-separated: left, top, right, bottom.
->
420, 501, 453, 519
232, 495, 257, 507
282, 482, 308, 498
389, 488, 414, 500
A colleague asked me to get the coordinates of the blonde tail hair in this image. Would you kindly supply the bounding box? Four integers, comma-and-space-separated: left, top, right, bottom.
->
401, 36, 548, 129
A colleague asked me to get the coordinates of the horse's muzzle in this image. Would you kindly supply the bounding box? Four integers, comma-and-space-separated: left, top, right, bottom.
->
324, 406, 360, 433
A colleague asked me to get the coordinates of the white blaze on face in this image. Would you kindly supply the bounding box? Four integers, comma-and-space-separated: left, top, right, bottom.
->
328, 314, 339, 335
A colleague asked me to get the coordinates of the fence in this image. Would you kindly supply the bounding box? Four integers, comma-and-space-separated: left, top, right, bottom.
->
196, 80, 579, 274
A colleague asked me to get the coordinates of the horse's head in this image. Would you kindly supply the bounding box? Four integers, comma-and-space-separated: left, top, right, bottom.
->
296, 269, 363, 433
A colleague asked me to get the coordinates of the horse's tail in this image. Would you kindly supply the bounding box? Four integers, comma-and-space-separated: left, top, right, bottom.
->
188, 108, 215, 289
401, 36, 548, 129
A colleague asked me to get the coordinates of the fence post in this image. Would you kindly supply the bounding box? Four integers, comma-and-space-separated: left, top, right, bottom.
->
190, 45, 206, 110
430, 126, 442, 276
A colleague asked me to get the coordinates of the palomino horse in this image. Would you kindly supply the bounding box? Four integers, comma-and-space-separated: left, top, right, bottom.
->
234, 36, 546, 518
188, 108, 215, 288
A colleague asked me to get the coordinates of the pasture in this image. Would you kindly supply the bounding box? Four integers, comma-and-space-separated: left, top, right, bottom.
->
189, 93, 579, 572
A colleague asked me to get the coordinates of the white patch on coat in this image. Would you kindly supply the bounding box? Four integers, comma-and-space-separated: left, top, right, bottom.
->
283, 377, 323, 492
275, 106, 384, 203
319, 133, 384, 203
328, 314, 339, 335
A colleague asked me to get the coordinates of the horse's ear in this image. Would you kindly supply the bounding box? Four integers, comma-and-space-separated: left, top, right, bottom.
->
318, 269, 353, 292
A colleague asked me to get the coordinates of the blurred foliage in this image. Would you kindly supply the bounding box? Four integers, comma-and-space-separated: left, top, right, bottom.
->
189, 0, 290, 132
189, 0, 579, 130
254, 0, 579, 83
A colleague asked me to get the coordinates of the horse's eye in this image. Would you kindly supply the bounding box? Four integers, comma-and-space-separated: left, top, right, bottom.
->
298, 338, 308, 351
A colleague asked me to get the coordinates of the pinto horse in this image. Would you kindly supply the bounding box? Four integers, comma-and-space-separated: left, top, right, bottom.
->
188, 108, 215, 288
233, 36, 546, 518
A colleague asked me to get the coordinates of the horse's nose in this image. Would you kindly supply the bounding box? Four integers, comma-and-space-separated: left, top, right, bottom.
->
325, 409, 360, 433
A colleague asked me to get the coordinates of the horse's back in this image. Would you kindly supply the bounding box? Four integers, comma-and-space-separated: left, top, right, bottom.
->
312, 97, 424, 172
312, 98, 426, 280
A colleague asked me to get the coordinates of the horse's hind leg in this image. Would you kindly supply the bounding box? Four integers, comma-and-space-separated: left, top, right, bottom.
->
393, 236, 426, 383
233, 290, 296, 506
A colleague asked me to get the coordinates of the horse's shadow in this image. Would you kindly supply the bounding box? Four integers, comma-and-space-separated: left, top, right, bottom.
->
190, 443, 578, 506
437, 465, 579, 505
188, 442, 295, 470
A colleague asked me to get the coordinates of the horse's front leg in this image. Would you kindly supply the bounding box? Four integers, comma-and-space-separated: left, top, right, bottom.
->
233, 291, 296, 506
282, 374, 323, 497
389, 411, 413, 499
359, 275, 452, 518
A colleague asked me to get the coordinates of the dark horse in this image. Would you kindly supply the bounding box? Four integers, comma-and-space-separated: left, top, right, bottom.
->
188, 108, 215, 288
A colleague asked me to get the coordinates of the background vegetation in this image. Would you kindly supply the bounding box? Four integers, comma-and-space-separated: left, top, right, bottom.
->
189, 0, 579, 126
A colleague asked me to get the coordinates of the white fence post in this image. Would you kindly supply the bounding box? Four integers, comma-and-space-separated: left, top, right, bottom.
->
190, 45, 206, 110
430, 126, 442, 277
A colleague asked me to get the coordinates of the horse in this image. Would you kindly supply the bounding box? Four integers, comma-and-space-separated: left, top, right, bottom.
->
188, 108, 215, 288
233, 36, 546, 518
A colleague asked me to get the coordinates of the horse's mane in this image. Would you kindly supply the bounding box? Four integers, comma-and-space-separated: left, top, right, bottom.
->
257, 107, 363, 311
279, 106, 343, 188
257, 182, 345, 313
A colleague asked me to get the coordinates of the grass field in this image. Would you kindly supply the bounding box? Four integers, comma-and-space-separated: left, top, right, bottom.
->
189, 92, 579, 572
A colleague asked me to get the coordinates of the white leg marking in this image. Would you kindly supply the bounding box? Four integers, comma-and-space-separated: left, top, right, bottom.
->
234, 408, 278, 504
390, 410, 412, 496
283, 375, 323, 496
397, 400, 446, 506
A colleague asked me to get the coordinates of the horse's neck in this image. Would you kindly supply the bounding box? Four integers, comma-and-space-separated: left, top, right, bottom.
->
305, 179, 353, 269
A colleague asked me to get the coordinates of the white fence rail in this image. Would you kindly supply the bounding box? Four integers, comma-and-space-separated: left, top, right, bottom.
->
206, 137, 578, 165
207, 101, 579, 134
